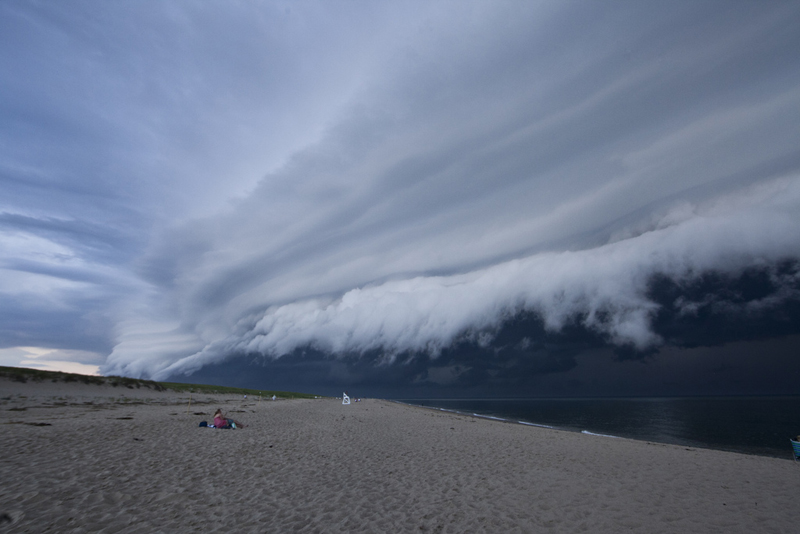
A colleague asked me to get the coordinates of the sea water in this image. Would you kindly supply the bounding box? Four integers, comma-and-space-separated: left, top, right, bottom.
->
396, 396, 800, 459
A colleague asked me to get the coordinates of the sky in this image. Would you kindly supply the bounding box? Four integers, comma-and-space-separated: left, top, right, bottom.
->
1, 1, 800, 397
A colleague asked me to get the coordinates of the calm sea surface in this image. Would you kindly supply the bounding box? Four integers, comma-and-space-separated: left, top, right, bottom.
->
395, 396, 800, 459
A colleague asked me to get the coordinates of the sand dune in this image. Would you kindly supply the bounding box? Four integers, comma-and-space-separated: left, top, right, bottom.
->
2, 378, 799, 533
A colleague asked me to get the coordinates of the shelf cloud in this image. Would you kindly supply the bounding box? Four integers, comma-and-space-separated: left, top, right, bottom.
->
2, 2, 799, 391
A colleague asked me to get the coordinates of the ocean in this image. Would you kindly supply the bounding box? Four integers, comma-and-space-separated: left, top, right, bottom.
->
396, 396, 800, 459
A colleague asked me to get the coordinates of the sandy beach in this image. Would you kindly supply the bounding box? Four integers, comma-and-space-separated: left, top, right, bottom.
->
2, 378, 799, 533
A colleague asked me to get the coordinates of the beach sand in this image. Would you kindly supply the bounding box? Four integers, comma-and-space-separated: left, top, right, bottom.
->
2, 378, 799, 533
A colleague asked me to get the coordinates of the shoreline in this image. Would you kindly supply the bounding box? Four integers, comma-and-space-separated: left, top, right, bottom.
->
392, 397, 799, 460
3, 378, 800, 533
390, 400, 760, 460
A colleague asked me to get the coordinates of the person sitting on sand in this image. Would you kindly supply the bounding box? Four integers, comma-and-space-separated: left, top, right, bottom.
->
213, 408, 246, 429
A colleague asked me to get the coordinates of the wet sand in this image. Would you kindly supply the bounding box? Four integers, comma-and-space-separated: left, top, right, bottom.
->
2, 378, 799, 533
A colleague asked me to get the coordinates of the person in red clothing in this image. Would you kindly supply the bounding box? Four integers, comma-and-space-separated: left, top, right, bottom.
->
213, 408, 246, 429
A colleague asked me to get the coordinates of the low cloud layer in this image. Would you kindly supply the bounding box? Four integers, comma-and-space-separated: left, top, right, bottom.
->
2, 2, 800, 391
130, 178, 800, 380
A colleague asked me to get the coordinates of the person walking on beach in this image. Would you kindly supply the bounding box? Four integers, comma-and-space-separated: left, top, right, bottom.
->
213, 408, 246, 429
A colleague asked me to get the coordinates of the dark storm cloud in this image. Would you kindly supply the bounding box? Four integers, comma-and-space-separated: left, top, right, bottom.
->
177, 330, 800, 399
647, 260, 800, 348
177, 261, 800, 398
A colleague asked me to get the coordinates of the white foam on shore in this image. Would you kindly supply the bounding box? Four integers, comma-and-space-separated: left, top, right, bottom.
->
519, 421, 556, 429
582, 430, 620, 438
474, 413, 507, 422
396, 401, 562, 430
398, 401, 629, 438
399, 400, 625, 436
